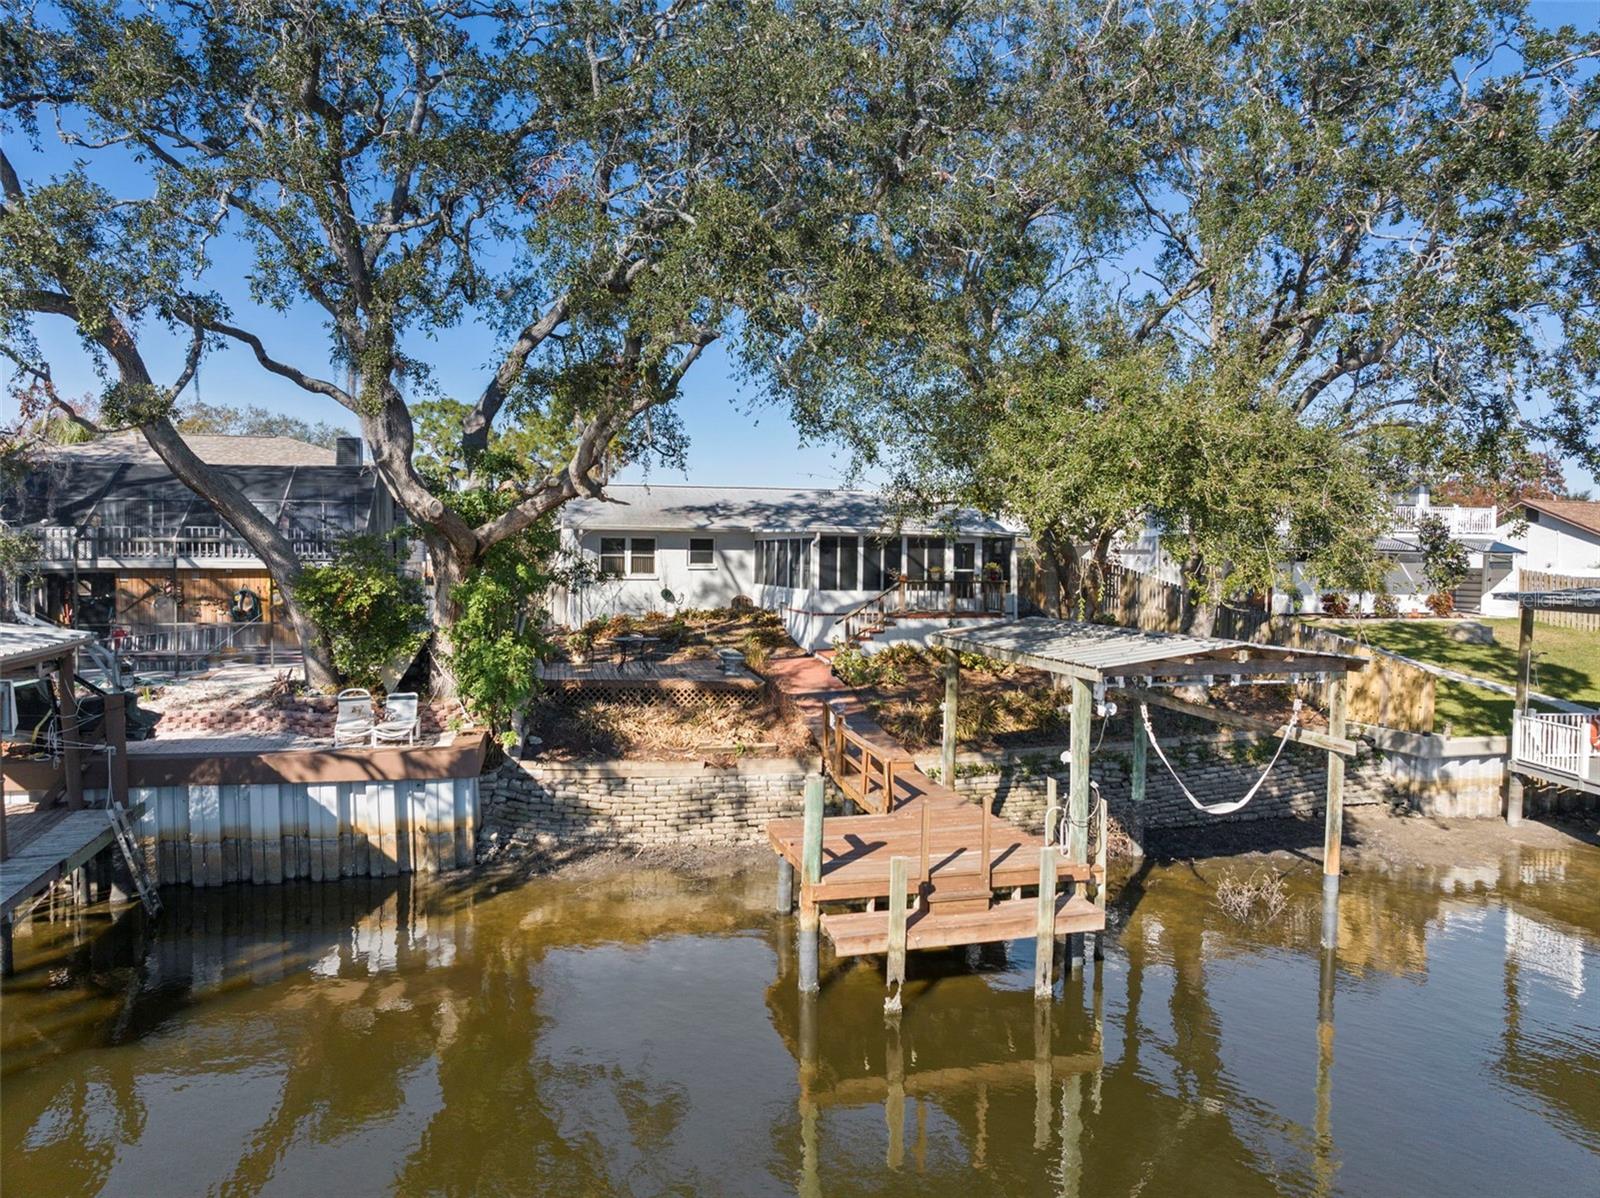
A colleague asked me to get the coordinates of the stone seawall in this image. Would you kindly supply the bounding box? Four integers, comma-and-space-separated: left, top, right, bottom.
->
480, 733, 1398, 854
480, 756, 825, 854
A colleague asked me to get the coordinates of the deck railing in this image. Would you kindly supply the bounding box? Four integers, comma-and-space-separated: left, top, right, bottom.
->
34, 523, 341, 563
1512, 711, 1596, 781
1391, 504, 1497, 536
822, 702, 915, 816
838, 577, 1010, 645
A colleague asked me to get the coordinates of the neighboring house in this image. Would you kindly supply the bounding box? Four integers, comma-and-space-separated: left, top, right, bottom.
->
1269, 487, 1521, 617
2, 430, 397, 662
1499, 497, 1600, 577
557, 484, 1024, 651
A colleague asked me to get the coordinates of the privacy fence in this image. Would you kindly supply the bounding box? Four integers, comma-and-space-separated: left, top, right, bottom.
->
1517, 570, 1600, 632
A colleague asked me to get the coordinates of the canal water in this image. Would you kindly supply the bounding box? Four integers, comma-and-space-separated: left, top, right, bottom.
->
3, 844, 1597, 1197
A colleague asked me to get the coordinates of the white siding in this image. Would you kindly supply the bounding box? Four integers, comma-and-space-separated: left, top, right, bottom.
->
566, 529, 756, 623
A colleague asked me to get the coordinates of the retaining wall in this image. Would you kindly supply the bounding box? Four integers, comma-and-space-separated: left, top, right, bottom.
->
480, 732, 1399, 853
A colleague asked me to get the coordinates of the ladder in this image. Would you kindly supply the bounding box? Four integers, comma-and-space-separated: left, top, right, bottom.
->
106, 803, 162, 916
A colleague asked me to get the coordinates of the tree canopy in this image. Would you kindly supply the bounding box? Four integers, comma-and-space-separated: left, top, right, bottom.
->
752, 0, 1600, 606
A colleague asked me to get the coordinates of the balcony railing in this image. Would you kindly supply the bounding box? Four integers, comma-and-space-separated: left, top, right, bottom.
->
32, 524, 340, 564
1392, 504, 1498, 536
1512, 711, 1597, 783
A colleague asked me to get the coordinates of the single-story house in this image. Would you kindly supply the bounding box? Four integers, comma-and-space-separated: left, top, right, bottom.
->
556, 484, 1024, 651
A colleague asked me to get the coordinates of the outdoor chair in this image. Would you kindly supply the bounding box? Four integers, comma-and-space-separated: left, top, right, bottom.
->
333, 688, 375, 747
372, 691, 420, 746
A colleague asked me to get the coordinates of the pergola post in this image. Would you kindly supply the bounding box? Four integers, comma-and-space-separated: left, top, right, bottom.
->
1066, 676, 1092, 974
1320, 674, 1348, 951
1504, 602, 1534, 827
941, 648, 959, 787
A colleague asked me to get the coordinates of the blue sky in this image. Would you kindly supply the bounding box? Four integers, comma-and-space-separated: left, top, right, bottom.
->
6, 1, 1596, 494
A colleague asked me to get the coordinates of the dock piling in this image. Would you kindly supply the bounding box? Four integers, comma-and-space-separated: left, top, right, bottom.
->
776, 858, 794, 914
1034, 846, 1057, 998
885, 856, 909, 1014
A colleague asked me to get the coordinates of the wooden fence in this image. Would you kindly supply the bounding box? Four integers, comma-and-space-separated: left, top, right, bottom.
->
1516, 570, 1600, 632
1065, 563, 1437, 732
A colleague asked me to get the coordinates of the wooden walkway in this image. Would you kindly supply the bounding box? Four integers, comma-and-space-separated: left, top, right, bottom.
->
1, 802, 144, 918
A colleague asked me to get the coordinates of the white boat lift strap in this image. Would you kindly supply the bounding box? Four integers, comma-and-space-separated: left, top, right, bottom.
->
1139, 698, 1303, 817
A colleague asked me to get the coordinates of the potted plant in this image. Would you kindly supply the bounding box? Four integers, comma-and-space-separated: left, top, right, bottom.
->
983, 560, 1004, 584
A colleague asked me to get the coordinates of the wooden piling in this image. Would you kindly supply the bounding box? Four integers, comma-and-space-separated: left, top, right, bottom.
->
1035, 846, 1057, 998
798, 773, 827, 992
1504, 603, 1535, 826
776, 857, 794, 913
885, 856, 909, 1014
1131, 711, 1148, 806
941, 648, 959, 787
1321, 674, 1348, 950
1044, 776, 1059, 846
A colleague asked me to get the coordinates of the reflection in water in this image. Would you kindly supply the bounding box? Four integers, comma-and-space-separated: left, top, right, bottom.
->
2, 847, 1598, 1196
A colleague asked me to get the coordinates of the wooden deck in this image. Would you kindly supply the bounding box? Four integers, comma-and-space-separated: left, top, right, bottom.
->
1, 801, 145, 918
769, 697, 1105, 964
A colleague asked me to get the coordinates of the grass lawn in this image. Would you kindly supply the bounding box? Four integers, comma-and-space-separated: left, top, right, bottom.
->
1323, 618, 1600, 736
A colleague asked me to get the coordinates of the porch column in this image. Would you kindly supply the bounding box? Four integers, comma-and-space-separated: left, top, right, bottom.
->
1320, 674, 1348, 950
1504, 602, 1534, 826
941, 649, 960, 786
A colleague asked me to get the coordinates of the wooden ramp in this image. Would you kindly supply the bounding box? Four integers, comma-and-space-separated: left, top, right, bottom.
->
1, 801, 146, 918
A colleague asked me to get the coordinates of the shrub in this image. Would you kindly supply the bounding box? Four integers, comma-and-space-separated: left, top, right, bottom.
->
294, 536, 428, 691
1416, 513, 1470, 600
1425, 591, 1455, 617
1320, 592, 1351, 617
829, 643, 879, 686
1373, 593, 1400, 619
1215, 869, 1290, 924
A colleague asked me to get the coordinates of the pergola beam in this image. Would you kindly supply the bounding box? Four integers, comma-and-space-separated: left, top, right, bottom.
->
1120, 686, 1359, 757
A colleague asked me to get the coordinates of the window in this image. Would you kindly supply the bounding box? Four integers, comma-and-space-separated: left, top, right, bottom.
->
689, 537, 716, 568
600, 536, 626, 576
628, 537, 656, 576
819, 535, 859, 590
953, 541, 976, 577
906, 536, 945, 581
982, 537, 1013, 582
777, 539, 790, 588
864, 537, 902, 590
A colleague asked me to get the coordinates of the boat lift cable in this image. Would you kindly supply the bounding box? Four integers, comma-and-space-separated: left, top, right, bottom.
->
1138, 697, 1303, 817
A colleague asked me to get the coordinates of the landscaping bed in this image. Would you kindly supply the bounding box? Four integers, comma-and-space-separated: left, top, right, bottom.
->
546, 606, 801, 672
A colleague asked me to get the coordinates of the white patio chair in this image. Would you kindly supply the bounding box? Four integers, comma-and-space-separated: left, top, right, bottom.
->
372, 691, 420, 746
333, 688, 375, 746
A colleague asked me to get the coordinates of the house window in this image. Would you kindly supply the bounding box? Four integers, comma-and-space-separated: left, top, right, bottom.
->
628, 537, 656, 576
600, 536, 626, 576
906, 536, 945, 581
953, 541, 976, 577
777, 539, 790, 588
864, 537, 902, 590
982, 537, 1013, 582
689, 537, 715, 568
819, 535, 859, 590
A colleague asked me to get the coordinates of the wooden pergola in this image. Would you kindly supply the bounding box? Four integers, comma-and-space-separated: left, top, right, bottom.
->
931, 619, 1366, 949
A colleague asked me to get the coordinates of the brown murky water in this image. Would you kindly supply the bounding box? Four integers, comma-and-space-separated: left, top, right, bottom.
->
3, 843, 1598, 1197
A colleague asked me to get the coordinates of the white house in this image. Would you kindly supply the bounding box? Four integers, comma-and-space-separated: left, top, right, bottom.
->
1499, 497, 1600, 577
556, 484, 1024, 651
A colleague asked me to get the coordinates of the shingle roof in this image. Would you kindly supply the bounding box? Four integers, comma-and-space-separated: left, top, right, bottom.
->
559, 484, 1022, 535
43, 430, 337, 466
1516, 496, 1600, 538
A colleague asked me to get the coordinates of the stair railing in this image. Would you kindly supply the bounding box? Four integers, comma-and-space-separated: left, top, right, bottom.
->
837, 580, 905, 647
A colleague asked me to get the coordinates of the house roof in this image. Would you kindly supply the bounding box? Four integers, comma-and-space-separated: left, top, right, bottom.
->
1376, 534, 1523, 557
42, 429, 339, 466
931, 617, 1363, 682
1515, 496, 1600, 538
559, 484, 1022, 536
0, 623, 97, 673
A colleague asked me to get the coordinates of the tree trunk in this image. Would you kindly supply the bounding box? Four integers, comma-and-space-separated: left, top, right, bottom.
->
425, 535, 470, 698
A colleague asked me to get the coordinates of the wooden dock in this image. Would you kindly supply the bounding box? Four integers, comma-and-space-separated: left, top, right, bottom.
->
768, 697, 1106, 989
1, 801, 145, 919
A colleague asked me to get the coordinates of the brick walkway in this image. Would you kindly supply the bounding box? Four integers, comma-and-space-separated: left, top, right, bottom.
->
760, 651, 862, 732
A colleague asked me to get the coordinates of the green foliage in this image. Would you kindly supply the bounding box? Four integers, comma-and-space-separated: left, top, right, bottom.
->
1373, 594, 1401, 620
1415, 514, 1471, 602
294, 536, 427, 691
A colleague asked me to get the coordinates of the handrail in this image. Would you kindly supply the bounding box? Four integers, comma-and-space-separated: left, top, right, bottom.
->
837, 581, 904, 647
821, 701, 910, 815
